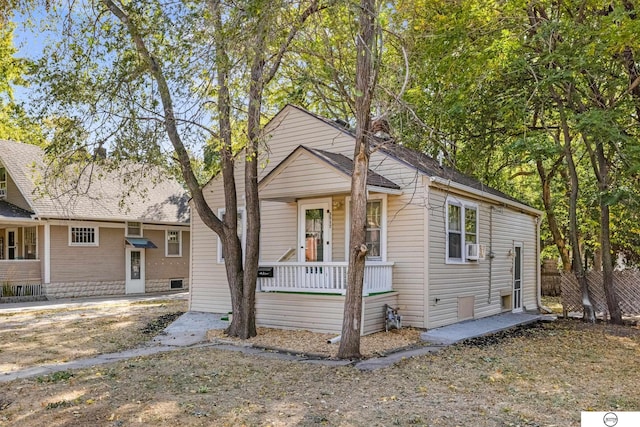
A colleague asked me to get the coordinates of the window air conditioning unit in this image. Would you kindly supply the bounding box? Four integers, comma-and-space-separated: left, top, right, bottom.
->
0, 188, 5, 199
466, 243, 486, 261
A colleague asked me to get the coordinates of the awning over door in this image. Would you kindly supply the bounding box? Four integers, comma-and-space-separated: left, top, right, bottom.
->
125, 237, 158, 248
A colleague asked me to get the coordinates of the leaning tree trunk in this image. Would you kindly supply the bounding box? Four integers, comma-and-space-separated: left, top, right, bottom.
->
593, 137, 623, 324
337, 0, 377, 359
554, 94, 596, 322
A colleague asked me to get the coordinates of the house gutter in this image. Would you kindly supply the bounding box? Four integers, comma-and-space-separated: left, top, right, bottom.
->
429, 176, 542, 217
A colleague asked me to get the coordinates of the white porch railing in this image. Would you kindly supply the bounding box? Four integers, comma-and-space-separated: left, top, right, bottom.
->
257, 261, 394, 295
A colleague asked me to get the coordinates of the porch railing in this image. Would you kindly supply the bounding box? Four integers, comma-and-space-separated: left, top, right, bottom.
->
257, 261, 394, 295
0, 260, 41, 283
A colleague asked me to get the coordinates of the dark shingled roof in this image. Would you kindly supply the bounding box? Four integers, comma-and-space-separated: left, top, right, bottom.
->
287, 105, 531, 207
0, 200, 34, 219
376, 141, 526, 204
305, 147, 401, 190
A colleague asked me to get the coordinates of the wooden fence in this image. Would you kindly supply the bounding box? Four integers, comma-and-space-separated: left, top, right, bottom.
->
560, 270, 640, 317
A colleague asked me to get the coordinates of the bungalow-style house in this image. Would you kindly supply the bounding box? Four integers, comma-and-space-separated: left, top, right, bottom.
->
0, 139, 190, 299
189, 105, 542, 334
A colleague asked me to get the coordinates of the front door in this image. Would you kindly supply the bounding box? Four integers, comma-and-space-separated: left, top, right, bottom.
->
298, 200, 332, 264
6, 229, 17, 260
299, 200, 332, 287
513, 242, 523, 312
125, 248, 145, 294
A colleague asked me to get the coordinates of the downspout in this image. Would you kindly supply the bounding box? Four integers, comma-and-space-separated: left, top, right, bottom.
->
488, 206, 494, 304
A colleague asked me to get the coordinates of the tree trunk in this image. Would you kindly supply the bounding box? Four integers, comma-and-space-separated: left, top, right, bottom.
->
591, 136, 623, 324
337, 0, 377, 359
536, 159, 571, 271
556, 100, 595, 323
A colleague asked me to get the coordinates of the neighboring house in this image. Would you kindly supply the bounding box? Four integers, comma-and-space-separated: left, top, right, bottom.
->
0, 140, 190, 299
189, 105, 542, 334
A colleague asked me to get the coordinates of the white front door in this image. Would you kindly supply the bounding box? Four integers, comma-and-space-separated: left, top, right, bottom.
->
298, 199, 332, 263
513, 242, 523, 312
125, 248, 145, 294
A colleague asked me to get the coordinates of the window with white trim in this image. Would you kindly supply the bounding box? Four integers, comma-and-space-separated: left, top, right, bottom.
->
166, 230, 182, 257
23, 227, 37, 259
0, 167, 6, 199
446, 198, 478, 262
126, 221, 142, 237
217, 208, 245, 263
69, 226, 99, 246
345, 196, 387, 261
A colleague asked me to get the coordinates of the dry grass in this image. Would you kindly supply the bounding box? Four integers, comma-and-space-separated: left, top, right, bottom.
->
0, 299, 187, 373
1, 301, 640, 427
207, 327, 423, 359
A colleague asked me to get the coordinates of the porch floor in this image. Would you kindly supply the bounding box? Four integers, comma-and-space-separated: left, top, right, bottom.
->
420, 312, 556, 345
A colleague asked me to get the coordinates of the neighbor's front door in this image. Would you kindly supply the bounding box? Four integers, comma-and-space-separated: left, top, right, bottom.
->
125, 247, 145, 294
6, 229, 17, 260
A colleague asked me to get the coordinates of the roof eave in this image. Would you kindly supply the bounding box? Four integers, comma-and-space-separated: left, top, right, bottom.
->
429, 176, 542, 217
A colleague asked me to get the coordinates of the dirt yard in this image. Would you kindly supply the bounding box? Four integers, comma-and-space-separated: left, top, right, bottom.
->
1, 299, 640, 426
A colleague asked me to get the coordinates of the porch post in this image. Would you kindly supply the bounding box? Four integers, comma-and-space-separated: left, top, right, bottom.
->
44, 222, 50, 284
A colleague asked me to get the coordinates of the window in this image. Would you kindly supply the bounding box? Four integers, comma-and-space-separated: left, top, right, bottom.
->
217, 208, 245, 263
446, 198, 478, 262
69, 226, 99, 246
166, 230, 182, 257
0, 167, 6, 199
365, 200, 382, 260
23, 227, 37, 259
126, 221, 142, 237
345, 196, 387, 261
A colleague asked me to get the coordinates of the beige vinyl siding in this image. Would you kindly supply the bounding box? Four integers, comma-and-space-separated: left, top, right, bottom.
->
191, 106, 355, 312
144, 229, 189, 281
260, 152, 352, 200
255, 293, 345, 333
259, 108, 355, 179
331, 195, 346, 262
259, 200, 297, 262
49, 225, 124, 282
5, 173, 31, 212
362, 292, 399, 335
255, 292, 398, 335
386, 192, 426, 327
427, 188, 539, 329
189, 205, 232, 313
368, 150, 431, 327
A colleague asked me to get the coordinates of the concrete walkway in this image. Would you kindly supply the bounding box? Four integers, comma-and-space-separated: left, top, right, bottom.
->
1, 301, 555, 382
419, 312, 553, 345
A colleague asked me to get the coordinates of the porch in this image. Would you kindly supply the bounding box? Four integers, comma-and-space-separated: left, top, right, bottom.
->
0, 259, 41, 284
257, 261, 394, 296
0, 260, 44, 300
